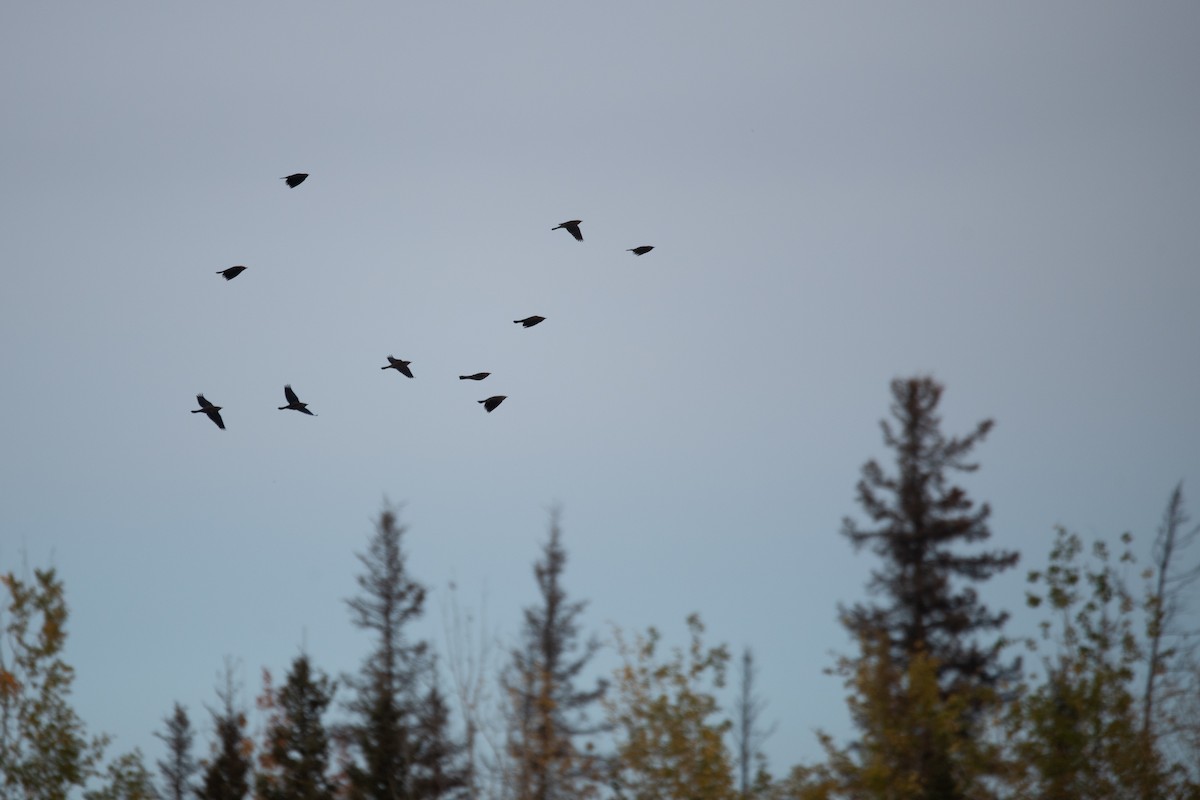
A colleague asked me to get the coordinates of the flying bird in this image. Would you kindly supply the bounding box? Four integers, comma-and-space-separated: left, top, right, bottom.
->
552, 220, 583, 241
282, 173, 309, 188
459, 372, 490, 381
478, 396, 506, 413
278, 385, 316, 415
192, 394, 225, 430
514, 316, 545, 328
381, 356, 414, 378
216, 265, 247, 280
627, 246, 654, 256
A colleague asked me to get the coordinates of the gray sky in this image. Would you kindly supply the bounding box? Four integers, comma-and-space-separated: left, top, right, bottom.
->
2, 0, 1198, 778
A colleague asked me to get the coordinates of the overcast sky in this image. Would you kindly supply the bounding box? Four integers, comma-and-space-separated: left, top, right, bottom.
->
2, 0, 1198, 779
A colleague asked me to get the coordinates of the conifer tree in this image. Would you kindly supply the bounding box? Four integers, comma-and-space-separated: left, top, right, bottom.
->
841, 377, 1019, 696
156, 702, 198, 800
342, 505, 466, 800
503, 512, 608, 800
198, 666, 252, 800
836, 376, 1018, 798
731, 648, 774, 798
408, 672, 467, 799
255, 654, 336, 800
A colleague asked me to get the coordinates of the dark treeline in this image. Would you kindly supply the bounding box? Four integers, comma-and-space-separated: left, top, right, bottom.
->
3, 376, 1199, 800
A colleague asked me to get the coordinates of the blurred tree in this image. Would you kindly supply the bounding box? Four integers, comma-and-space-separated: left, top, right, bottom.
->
341, 505, 466, 800
198, 663, 252, 800
84, 749, 157, 800
440, 581, 499, 799
255, 655, 337, 800
502, 510, 608, 800
781, 626, 1007, 800
0, 567, 108, 798
156, 702, 198, 800
606, 614, 736, 800
730, 648, 775, 798
408, 670, 467, 799
1142, 482, 1200, 784
837, 376, 1018, 797
1008, 528, 1188, 798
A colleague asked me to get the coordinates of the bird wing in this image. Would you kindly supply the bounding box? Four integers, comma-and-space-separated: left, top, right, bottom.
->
284, 385, 299, 404
566, 222, 582, 240
398, 363, 413, 378
196, 394, 213, 410
209, 409, 226, 429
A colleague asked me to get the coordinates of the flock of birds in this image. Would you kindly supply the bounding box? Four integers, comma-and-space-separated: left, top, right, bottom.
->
191, 173, 655, 431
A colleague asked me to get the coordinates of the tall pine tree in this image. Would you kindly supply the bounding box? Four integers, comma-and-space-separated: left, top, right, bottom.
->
198, 664, 252, 800
838, 376, 1018, 798
156, 702, 198, 800
255, 654, 336, 800
842, 376, 1018, 694
503, 511, 607, 800
342, 505, 466, 800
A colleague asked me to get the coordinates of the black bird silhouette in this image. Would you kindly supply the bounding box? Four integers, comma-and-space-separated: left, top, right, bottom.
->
216, 265, 247, 280
459, 372, 490, 381
192, 394, 225, 430
278, 385, 316, 415
552, 220, 583, 241
479, 396, 506, 413
382, 356, 414, 378
514, 316, 545, 328
627, 246, 654, 256
282, 173, 309, 188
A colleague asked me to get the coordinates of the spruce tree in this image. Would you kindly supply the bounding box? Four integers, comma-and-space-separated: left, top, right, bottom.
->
838, 376, 1018, 798
343, 505, 465, 800
255, 654, 336, 800
198, 666, 252, 800
156, 702, 198, 800
503, 511, 607, 800
842, 376, 1018, 695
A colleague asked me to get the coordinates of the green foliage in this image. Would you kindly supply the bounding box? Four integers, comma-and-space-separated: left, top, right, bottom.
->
606, 614, 736, 800
803, 376, 1017, 800
786, 627, 1008, 800
1009, 527, 1198, 799
0, 568, 108, 800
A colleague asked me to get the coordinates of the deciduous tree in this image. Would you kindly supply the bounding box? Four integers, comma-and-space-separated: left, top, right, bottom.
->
0, 567, 108, 799
606, 614, 735, 800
